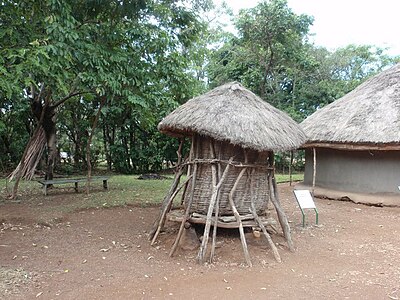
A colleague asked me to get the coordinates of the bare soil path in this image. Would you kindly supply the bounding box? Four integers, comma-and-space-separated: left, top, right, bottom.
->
1, 183, 399, 299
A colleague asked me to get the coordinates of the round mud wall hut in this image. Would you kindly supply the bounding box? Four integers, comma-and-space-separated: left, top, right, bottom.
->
150, 82, 306, 265
301, 63, 400, 206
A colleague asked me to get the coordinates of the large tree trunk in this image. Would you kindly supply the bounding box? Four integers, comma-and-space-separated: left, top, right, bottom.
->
42, 105, 57, 181
10, 84, 84, 199
10, 87, 48, 199
31, 90, 58, 181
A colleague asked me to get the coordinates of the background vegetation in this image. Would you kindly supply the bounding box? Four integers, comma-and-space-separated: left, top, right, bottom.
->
1, 0, 399, 179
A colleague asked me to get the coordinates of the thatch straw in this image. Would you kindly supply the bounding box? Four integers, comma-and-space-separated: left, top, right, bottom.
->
301, 63, 400, 147
158, 82, 306, 152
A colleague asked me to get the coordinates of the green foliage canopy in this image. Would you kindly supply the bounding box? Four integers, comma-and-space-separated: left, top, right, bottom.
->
0, 0, 209, 172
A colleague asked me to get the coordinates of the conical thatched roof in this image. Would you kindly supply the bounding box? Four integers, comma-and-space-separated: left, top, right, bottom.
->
301, 63, 400, 149
158, 82, 306, 152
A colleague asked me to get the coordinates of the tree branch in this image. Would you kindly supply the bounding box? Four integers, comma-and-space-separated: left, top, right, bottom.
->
52, 91, 92, 108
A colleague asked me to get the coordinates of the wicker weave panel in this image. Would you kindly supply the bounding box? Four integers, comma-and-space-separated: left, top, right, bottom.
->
185, 136, 270, 216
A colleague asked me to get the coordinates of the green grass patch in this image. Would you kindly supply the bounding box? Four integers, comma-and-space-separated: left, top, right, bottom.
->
0, 173, 303, 214
275, 173, 304, 183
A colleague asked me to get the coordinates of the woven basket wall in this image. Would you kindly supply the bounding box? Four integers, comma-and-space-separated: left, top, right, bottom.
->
184, 136, 270, 216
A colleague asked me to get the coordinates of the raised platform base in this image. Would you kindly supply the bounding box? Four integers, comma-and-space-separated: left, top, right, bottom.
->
167, 210, 277, 229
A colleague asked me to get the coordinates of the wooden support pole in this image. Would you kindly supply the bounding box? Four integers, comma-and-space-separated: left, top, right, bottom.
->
210, 141, 221, 263
151, 174, 193, 245
268, 152, 294, 252
249, 203, 281, 263
248, 166, 281, 262
197, 157, 232, 264
149, 165, 184, 240
312, 147, 317, 195
149, 140, 185, 240
170, 136, 198, 257
269, 173, 294, 252
229, 167, 252, 267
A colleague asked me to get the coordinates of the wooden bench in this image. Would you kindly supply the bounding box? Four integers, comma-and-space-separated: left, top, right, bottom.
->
38, 176, 109, 196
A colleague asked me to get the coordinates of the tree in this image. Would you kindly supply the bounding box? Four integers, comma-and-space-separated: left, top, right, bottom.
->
1, 0, 210, 197
207, 0, 314, 109
207, 0, 399, 121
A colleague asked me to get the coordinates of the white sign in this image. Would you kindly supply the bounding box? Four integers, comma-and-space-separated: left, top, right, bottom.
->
294, 190, 316, 209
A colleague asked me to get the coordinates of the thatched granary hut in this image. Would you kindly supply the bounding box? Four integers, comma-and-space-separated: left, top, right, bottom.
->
301, 63, 400, 205
150, 82, 306, 265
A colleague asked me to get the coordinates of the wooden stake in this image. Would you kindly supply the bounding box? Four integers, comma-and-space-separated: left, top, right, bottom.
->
268, 152, 294, 252
151, 174, 193, 245
312, 147, 316, 195
269, 173, 294, 252
170, 136, 199, 257
197, 157, 232, 264
229, 167, 252, 267
149, 140, 185, 240
249, 203, 281, 263
210, 141, 220, 263
248, 166, 280, 262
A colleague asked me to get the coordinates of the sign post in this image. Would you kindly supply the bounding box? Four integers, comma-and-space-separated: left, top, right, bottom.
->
293, 190, 318, 227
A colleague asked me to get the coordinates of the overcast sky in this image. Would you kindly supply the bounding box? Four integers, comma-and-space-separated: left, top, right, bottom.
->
213, 0, 400, 56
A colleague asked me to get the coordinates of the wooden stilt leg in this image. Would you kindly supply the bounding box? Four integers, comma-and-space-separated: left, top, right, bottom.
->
170, 166, 198, 257
210, 192, 220, 263
229, 168, 252, 267
149, 140, 185, 240
249, 203, 281, 263
197, 157, 232, 264
151, 175, 193, 245
170, 136, 198, 257
269, 173, 294, 252
267, 152, 294, 252
149, 166, 184, 240
210, 141, 220, 263
248, 166, 281, 262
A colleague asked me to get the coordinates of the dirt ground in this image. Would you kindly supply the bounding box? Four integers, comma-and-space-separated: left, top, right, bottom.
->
1, 183, 399, 300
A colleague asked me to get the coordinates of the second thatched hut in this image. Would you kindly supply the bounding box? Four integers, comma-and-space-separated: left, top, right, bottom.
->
150, 82, 306, 265
300, 63, 400, 206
